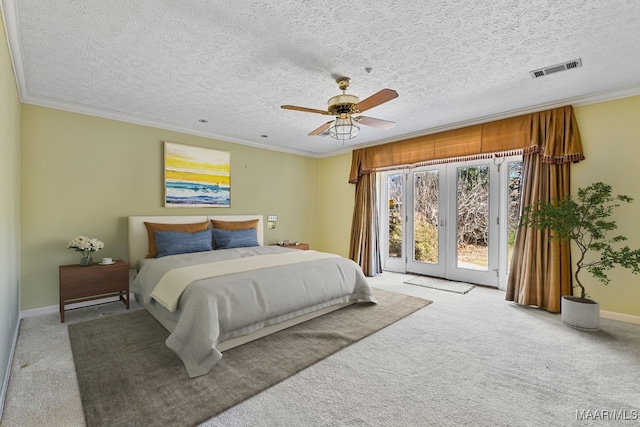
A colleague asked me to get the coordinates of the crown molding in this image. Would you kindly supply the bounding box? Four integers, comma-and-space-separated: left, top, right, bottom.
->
24, 82, 639, 161
21, 94, 322, 158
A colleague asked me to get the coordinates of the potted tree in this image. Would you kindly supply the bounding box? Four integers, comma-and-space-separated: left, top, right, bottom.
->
521, 182, 640, 331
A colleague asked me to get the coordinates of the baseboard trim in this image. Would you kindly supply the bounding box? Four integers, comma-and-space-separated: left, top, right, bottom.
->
0, 317, 20, 422
600, 310, 640, 325
20, 293, 136, 319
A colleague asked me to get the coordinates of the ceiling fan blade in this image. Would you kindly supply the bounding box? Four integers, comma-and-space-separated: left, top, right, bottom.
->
357, 116, 396, 130
355, 89, 398, 112
308, 121, 333, 136
281, 105, 331, 115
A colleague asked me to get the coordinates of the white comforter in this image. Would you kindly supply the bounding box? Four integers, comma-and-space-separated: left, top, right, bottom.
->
132, 246, 377, 378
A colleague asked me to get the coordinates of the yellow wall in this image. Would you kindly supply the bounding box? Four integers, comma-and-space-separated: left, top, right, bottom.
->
573, 96, 640, 316
316, 153, 355, 257
0, 10, 22, 404
20, 105, 319, 310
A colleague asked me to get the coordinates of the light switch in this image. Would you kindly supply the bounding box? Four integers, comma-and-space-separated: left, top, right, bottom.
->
267, 215, 278, 222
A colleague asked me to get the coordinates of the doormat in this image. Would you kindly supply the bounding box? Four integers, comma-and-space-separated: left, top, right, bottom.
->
404, 276, 475, 294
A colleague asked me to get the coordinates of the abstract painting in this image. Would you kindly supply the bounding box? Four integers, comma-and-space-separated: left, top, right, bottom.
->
163, 141, 230, 207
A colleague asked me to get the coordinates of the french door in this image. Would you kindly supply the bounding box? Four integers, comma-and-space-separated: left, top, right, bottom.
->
382, 157, 522, 289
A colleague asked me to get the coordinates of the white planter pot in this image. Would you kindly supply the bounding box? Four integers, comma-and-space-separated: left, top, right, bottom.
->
561, 296, 600, 331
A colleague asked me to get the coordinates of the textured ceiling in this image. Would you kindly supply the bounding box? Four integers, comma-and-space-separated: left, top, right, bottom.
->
4, 0, 640, 157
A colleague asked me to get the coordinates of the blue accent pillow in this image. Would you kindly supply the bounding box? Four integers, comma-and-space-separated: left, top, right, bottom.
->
213, 227, 259, 249
154, 229, 213, 258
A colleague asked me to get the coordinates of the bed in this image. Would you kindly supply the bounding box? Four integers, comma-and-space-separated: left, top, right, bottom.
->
128, 215, 377, 378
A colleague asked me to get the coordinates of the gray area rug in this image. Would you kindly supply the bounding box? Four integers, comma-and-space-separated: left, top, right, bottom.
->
404, 275, 475, 294
68, 289, 431, 427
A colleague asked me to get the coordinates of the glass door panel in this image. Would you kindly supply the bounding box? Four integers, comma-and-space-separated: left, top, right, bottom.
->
383, 173, 406, 272
413, 170, 439, 264
447, 160, 499, 286
407, 167, 445, 277
387, 173, 403, 259
455, 165, 489, 271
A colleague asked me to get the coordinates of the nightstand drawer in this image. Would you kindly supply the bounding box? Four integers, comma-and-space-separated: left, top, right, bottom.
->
61, 277, 127, 300
60, 263, 128, 298
59, 260, 129, 322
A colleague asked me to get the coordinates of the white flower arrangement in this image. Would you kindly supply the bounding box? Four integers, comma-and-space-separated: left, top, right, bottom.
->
67, 235, 104, 258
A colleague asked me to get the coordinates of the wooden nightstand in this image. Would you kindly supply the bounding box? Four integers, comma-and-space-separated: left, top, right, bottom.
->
59, 260, 130, 323
272, 243, 309, 250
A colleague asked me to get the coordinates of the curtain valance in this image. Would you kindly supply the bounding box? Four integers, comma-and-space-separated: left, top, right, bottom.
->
349, 105, 584, 183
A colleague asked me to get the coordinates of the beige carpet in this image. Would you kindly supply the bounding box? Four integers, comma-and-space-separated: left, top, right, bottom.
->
68, 289, 431, 427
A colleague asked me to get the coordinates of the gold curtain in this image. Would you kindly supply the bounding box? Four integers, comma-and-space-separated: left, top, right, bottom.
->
349, 173, 382, 276
505, 157, 572, 311
506, 107, 583, 312
349, 114, 533, 183
348, 106, 584, 297
349, 106, 583, 184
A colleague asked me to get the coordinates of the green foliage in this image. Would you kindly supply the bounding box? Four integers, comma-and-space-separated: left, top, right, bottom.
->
414, 217, 438, 263
388, 208, 403, 258
520, 182, 640, 298
388, 210, 439, 262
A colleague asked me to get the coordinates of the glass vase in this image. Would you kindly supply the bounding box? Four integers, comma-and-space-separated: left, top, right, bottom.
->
80, 256, 93, 266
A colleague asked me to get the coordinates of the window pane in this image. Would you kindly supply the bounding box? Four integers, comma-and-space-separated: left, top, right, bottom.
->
387, 174, 403, 258
456, 165, 489, 270
413, 170, 439, 263
507, 161, 523, 270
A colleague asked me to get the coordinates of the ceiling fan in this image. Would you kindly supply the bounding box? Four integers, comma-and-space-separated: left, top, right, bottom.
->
281, 77, 398, 141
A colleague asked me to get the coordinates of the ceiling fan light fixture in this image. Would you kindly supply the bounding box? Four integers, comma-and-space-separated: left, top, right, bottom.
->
328, 115, 360, 140
282, 77, 397, 140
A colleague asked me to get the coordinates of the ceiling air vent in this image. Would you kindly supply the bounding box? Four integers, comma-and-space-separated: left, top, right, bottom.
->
529, 58, 582, 79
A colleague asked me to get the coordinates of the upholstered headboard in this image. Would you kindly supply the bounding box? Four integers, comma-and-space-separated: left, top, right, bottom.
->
128, 215, 264, 267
